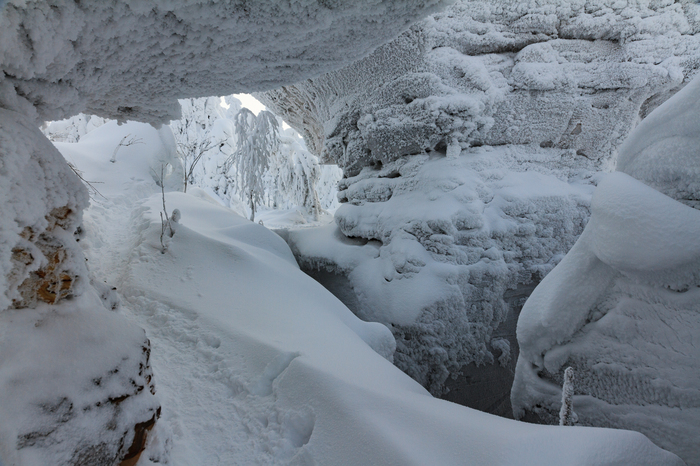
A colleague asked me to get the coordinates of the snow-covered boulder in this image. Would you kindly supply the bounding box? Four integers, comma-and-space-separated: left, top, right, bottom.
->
511, 75, 700, 464
260, 0, 700, 400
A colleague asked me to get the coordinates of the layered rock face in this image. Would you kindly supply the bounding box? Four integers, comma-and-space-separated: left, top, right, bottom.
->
258, 0, 700, 175
512, 74, 700, 466
259, 0, 700, 399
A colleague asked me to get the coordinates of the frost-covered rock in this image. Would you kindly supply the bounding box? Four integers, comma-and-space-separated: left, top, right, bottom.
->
288, 146, 596, 395
261, 0, 700, 399
257, 0, 700, 175
0, 0, 453, 125
0, 109, 160, 465
512, 75, 700, 465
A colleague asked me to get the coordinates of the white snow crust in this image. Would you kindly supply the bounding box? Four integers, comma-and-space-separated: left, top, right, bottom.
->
47, 115, 684, 466
0, 0, 453, 125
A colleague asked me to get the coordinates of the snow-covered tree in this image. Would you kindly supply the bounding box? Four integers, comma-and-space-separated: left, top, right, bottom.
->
267, 128, 323, 220
229, 109, 279, 221
171, 97, 231, 192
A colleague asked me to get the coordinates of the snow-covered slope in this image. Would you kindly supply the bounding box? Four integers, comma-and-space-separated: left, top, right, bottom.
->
512, 75, 700, 465
0, 0, 453, 125
53, 113, 683, 466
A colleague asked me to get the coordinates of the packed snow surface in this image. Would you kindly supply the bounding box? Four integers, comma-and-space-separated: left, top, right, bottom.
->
41, 107, 684, 465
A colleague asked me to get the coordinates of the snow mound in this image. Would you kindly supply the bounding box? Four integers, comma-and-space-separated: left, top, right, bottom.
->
617, 73, 700, 209
512, 172, 700, 465
0, 0, 453, 125
287, 146, 596, 395
0, 295, 160, 466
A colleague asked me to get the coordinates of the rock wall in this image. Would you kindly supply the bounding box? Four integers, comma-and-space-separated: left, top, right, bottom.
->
260, 0, 700, 398
0, 108, 160, 465
0, 0, 451, 125
257, 0, 700, 175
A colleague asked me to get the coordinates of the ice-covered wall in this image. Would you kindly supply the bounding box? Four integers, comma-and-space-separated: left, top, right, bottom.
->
258, 0, 700, 401
511, 73, 700, 466
0, 0, 452, 125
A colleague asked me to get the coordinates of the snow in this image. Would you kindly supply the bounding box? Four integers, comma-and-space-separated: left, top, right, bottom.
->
0, 0, 454, 125
617, 72, 700, 208
287, 145, 597, 395
41, 110, 683, 466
